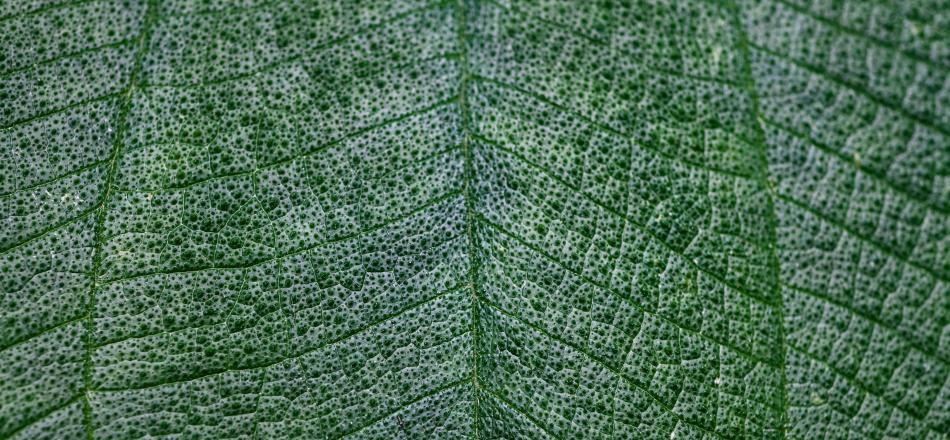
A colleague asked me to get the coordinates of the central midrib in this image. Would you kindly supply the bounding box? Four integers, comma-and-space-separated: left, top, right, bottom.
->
722, 0, 789, 438
76, 2, 791, 438
453, 0, 483, 438
450, 1, 790, 438
81, 1, 160, 439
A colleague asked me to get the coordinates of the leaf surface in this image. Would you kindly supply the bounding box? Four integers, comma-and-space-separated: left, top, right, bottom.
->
1, 0, 948, 439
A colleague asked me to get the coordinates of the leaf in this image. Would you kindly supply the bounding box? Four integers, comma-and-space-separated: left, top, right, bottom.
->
1, 0, 948, 438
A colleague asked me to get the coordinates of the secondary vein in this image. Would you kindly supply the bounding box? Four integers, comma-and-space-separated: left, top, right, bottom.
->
722, 0, 789, 437
81, 1, 160, 438
454, 0, 482, 438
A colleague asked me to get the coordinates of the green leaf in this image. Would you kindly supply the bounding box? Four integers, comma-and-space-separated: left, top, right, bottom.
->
1, 0, 948, 438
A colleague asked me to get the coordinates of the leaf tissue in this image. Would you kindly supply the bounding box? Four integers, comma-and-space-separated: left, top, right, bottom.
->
1, 0, 948, 438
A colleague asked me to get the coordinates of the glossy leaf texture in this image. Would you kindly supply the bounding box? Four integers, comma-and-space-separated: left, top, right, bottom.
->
1, 0, 948, 439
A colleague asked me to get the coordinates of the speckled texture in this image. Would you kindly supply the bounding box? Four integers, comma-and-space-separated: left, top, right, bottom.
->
0, 0, 947, 439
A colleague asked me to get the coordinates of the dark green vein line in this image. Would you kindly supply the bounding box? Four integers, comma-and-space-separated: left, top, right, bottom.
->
162, 0, 283, 18
770, 0, 949, 73
870, 0, 940, 18
0, 205, 98, 256
94, 318, 232, 352
0, 314, 85, 354
481, 207, 785, 391
776, 194, 949, 283
0, 158, 111, 199
335, 378, 470, 439
1, 268, 87, 292
92, 227, 466, 353
782, 282, 949, 367
143, 0, 451, 89
93, 284, 464, 393
455, 1, 482, 438
113, 97, 459, 194
782, 404, 875, 440
81, 1, 159, 438
248, 148, 291, 440
722, 0, 789, 437
96, 190, 463, 287
717, 228, 771, 252
477, 213, 782, 369
0, 394, 83, 439
479, 296, 729, 440
474, 134, 776, 309
481, 386, 563, 440
786, 343, 942, 431
759, 115, 950, 215
0, 0, 98, 23
749, 42, 950, 139
0, 38, 134, 79
482, 0, 741, 88
0, 91, 122, 132
147, 49, 458, 92
475, 150, 783, 370
470, 74, 756, 182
